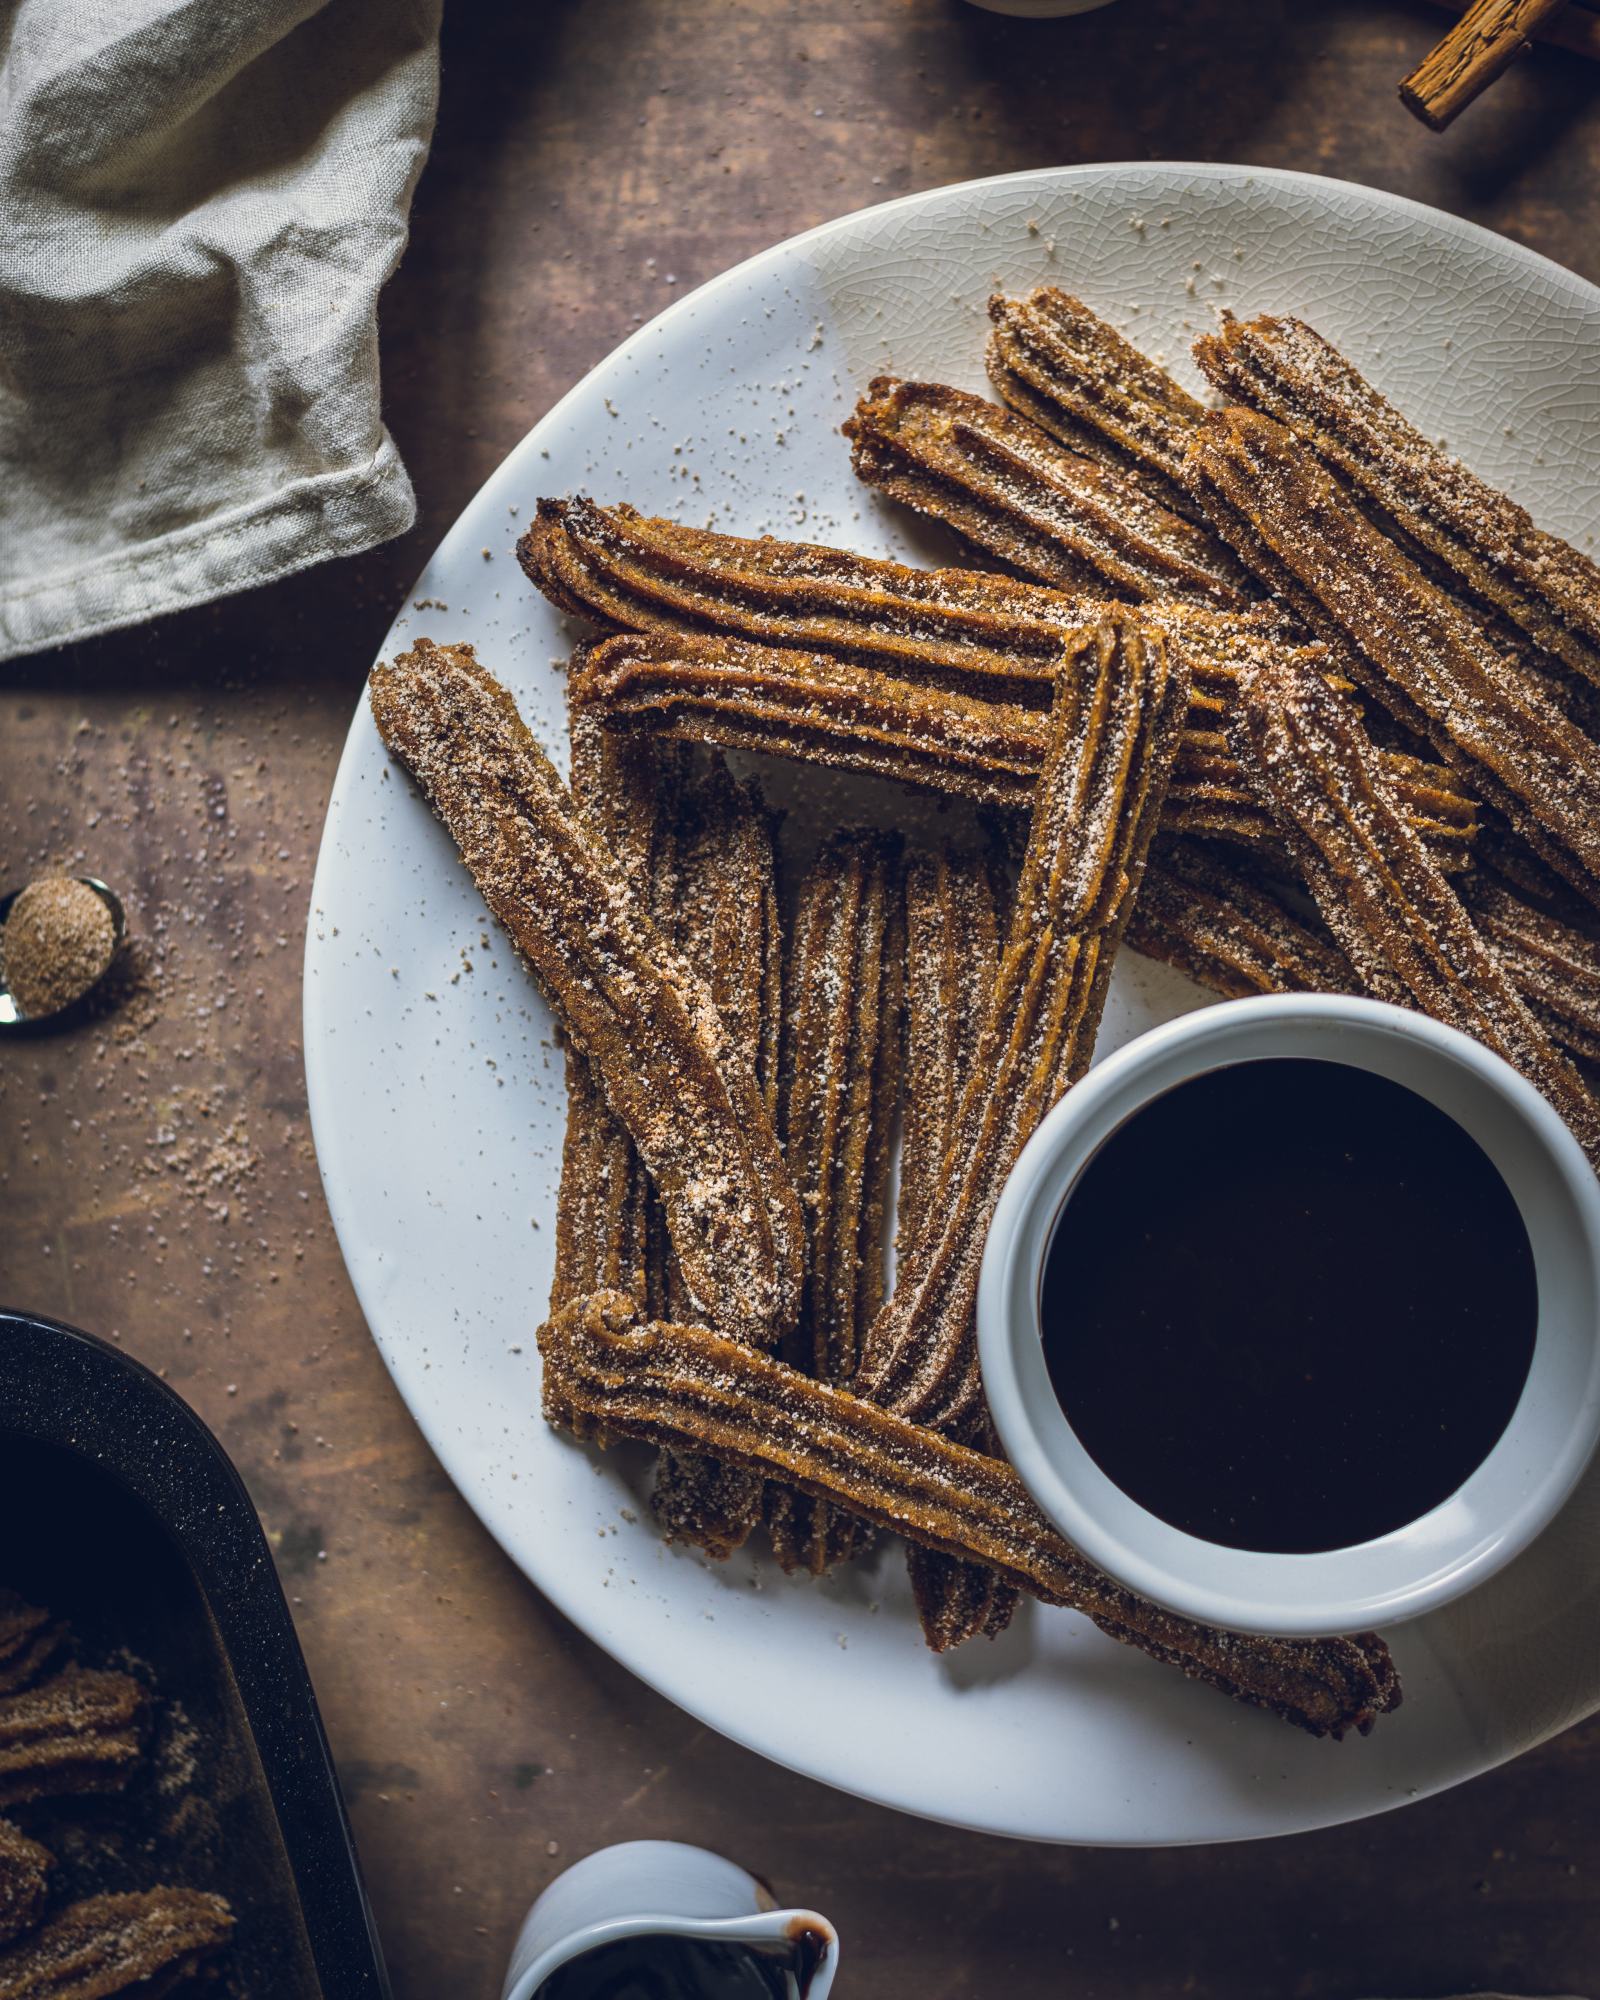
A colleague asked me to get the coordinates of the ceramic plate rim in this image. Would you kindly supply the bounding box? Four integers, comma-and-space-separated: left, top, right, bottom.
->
306, 161, 1600, 1846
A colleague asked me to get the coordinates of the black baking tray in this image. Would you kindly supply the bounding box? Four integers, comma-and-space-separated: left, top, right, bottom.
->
0, 1308, 390, 1998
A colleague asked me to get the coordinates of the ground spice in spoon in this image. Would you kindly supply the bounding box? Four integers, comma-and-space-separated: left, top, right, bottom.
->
2, 877, 116, 1018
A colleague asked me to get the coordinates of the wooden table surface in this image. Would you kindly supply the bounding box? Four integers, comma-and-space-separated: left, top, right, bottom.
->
4, 3, 1600, 1993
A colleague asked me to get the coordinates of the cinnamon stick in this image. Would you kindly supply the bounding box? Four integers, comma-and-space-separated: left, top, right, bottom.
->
1419, 0, 1600, 62
1400, 0, 1570, 130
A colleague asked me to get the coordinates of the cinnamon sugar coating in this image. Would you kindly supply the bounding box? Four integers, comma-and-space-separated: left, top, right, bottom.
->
0, 1819, 51, 1947
1187, 406, 1600, 915
538, 1292, 1401, 1739
1230, 650, 1600, 1165
1194, 311, 1600, 690
0, 1666, 148, 1810
845, 375, 1248, 605
0, 1887, 233, 2000
986, 287, 1211, 518
1129, 841, 1360, 1002
651, 758, 785, 1558
572, 629, 1476, 866
370, 639, 803, 1349
898, 844, 1019, 1650
767, 830, 903, 1578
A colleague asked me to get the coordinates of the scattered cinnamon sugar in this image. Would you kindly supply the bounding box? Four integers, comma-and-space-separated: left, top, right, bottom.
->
1, 878, 114, 1019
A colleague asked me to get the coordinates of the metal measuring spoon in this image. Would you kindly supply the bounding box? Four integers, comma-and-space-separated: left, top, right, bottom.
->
0, 877, 126, 1030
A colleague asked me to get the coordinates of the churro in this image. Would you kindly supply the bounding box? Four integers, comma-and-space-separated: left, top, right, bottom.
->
572, 629, 1476, 864
652, 758, 785, 1558
766, 831, 903, 1577
1128, 841, 1360, 1002
0, 1666, 148, 1810
845, 376, 1248, 605
1194, 312, 1600, 689
549, 714, 678, 1322
899, 845, 1019, 1649
1230, 650, 1600, 1165
523, 495, 1287, 715
1187, 407, 1600, 915
897, 847, 1004, 1259
0, 1888, 233, 2000
1465, 875, 1600, 1067
986, 287, 1210, 517
856, 612, 1190, 1437
538, 1292, 1402, 1738
371, 639, 804, 1348
0, 1819, 50, 1948
0, 1596, 63, 1700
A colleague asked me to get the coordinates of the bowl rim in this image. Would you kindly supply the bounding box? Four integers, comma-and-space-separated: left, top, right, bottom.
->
976, 994, 1600, 1637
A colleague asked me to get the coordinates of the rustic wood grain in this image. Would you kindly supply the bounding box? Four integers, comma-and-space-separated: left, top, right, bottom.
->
4, 4, 1600, 1996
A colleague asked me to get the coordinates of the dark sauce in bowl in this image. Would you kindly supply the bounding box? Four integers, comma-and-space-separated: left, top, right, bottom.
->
538, 1926, 830, 1999
1040, 1058, 1537, 1553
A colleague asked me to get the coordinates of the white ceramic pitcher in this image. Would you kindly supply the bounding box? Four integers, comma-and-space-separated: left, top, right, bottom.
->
502, 1840, 839, 2000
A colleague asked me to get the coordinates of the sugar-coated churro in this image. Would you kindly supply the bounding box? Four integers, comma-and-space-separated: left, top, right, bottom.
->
1465, 875, 1600, 1068
898, 844, 1020, 1649
0, 1819, 50, 1948
856, 612, 1191, 1437
1128, 841, 1359, 1002
1187, 407, 1600, 916
845, 376, 1248, 604
767, 830, 904, 1577
370, 639, 804, 1349
0, 1595, 64, 1701
572, 630, 1477, 865
986, 287, 1210, 517
652, 758, 785, 1558
0, 1666, 148, 1810
538, 1292, 1402, 1737
1194, 311, 1600, 690
0, 1888, 234, 2000
1230, 649, 1600, 1165
523, 495, 1288, 715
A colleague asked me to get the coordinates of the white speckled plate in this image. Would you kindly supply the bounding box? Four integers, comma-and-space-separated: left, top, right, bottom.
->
305, 164, 1600, 1845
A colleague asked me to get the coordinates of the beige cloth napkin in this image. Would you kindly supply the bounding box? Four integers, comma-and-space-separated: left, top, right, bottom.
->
0, 0, 441, 663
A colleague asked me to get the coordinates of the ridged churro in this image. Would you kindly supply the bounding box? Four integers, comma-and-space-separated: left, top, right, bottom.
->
0, 1596, 63, 1701
523, 495, 1287, 715
0, 1819, 50, 1948
538, 1292, 1402, 1738
0, 1888, 233, 2000
856, 613, 1190, 1438
986, 287, 1210, 517
1230, 650, 1600, 1165
549, 714, 678, 1323
1465, 875, 1600, 1068
899, 845, 1020, 1650
572, 629, 1477, 865
371, 639, 804, 1349
0, 1666, 148, 1810
767, 830, 904, 1577
1194, 312, 1600, 689
1187, 407, 1600, 916
1128, 841, 1360, 1002
845, 376, 1248, 605
652, 758, 785, 1558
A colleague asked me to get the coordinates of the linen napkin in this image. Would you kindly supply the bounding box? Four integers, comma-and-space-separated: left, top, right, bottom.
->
0, 0, 441, 663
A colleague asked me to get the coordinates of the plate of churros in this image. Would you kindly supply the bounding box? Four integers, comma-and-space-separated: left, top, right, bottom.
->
305, 163, 1600, 1844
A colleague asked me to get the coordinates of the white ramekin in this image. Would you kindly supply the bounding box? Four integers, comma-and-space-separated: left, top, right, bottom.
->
976, 994, 1600, 1637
